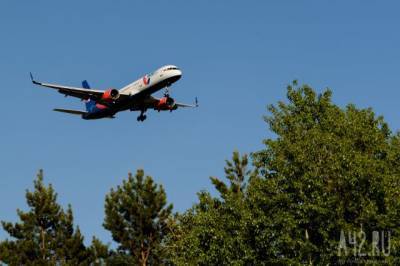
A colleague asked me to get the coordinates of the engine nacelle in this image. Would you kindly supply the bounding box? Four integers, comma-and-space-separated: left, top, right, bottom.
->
102, 89, 120, 102
155, 96, 176, 111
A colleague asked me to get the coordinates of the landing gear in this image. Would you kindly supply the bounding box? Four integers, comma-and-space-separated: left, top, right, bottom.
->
164, 86, 174, 110
137, 109, 147, 122
164, 85, 171, 98
137, 114, 147, 121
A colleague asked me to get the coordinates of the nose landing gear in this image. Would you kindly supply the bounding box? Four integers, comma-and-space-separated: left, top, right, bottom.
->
164, 85, 171, 98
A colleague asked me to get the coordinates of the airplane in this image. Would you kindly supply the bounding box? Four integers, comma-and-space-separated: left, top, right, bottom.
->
30, 65, 198, 121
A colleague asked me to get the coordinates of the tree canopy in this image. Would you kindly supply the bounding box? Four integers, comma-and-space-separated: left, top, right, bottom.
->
103, 169, 173, 266
251, 83, 400, 263
170, 82, 400, 265
0, 170, 91, 265
168, 151, 257, 265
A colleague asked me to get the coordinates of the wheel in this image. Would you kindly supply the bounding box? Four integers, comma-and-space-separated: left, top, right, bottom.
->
137, 115, 147, 122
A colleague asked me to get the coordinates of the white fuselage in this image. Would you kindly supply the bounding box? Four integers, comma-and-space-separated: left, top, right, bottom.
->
119, 65, 182, 96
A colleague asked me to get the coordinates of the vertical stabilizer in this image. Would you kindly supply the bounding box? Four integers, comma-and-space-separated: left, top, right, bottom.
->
82, 80, 91, 89
85, 99, 96, 112
82, 80, 95, 112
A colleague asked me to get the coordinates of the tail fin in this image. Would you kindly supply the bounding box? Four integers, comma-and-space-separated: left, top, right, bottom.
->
82, 80, 91, 89
85, 99, 96, 112
81, 80, 96, 112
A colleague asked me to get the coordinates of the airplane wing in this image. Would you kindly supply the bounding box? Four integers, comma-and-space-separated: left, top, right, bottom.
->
30, 73, 129, 101
175, 97, 198, 108
53, 108, 115, 118
175, 101, 198, 108
53, 108, 87, 115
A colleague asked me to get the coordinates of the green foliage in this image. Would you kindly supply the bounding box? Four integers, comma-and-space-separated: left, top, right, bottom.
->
170, 151, 257, 265
251, 82, 400, 263
103, 169, 173, 266
171, 83, 400, 265
210, 151, 251, 196
87, 236, 110, 265
0, 170, 91, 265
105, 251, 136, 265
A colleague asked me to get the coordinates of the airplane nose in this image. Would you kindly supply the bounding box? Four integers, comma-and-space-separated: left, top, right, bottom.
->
176, 70, 182, 80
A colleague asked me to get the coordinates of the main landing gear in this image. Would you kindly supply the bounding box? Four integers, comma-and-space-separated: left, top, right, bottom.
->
137, 110, 147, 122
137, 115, 146, 122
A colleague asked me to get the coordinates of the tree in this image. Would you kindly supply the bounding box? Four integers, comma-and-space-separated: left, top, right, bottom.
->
250, 82, 400, 263
170, 151, 257, 265
87, 236, 110, 265
0, 170, 91, 265
103, 169, 173, 266
210, 150, 251, 196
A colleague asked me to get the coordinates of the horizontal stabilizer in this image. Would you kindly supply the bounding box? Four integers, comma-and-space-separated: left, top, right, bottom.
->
53, 108, 87, 115
175, 97, 199, 108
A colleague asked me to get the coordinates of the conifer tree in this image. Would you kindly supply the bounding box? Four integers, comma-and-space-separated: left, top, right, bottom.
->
88, 236, 110, 265
210, 150, 251, 196
103, 169, 173, 266
0, 170, 91, 265
170, 152, 256, 265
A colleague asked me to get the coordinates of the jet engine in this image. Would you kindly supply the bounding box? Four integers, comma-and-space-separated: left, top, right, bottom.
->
156, 96, 177, 111
102, 89, 120, 102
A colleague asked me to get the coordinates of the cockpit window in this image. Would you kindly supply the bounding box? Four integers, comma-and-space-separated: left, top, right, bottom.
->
163, 67, 179, 71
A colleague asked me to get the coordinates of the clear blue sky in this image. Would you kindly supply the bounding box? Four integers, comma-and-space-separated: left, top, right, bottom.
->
1, 1, 400, 245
